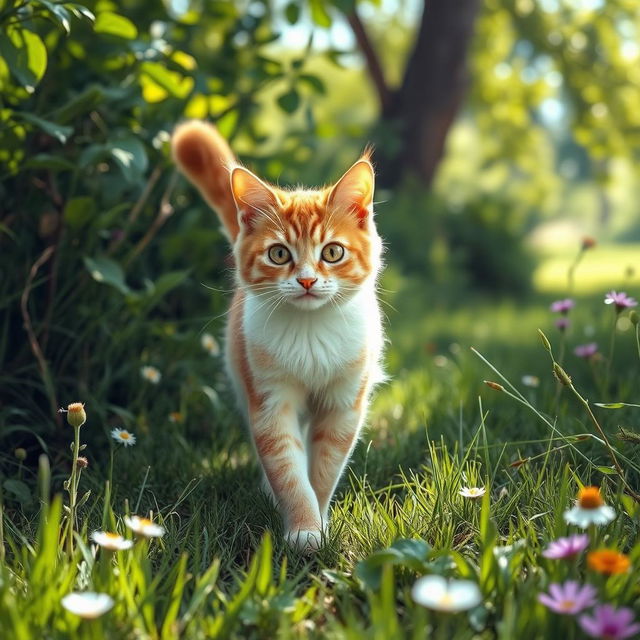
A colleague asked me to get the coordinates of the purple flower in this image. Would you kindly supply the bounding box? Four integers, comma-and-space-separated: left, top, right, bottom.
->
538, 581, 597, 615
551, 298, 575, 314
555, 317, 570, 331
574, 343, 598, 359
604, 291, 637, 311
542, 534, 589, 559
579, 605, 640, 639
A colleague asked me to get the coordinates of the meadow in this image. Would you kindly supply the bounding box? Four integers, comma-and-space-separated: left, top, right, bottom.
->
2, 240, 640, 639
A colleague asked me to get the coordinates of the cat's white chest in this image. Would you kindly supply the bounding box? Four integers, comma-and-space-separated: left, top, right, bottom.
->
243, 289, 379, 389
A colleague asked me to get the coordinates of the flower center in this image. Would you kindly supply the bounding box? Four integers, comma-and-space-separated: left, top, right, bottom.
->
105, 533, 120, 540
139, 518, 153, 526
120, 432, 130, 440
559, 599, 575, 611
437, 593, 454, 608
578, 487, 603, 509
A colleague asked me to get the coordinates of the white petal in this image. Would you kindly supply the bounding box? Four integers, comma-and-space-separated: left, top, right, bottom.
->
412, 575, 447, 608
61, 592, 114, 618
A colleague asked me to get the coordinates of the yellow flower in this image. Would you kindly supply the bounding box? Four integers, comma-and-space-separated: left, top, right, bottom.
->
65, 402, 86, 428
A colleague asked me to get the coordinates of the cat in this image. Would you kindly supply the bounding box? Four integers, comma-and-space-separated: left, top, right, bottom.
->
172, 121, 385, 552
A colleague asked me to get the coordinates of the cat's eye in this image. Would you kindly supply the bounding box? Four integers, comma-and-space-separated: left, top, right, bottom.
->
321, 243, 345, 263
268, 244, 291, 265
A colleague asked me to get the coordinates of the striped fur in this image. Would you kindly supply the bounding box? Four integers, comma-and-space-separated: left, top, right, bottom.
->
173, 121, 385, 552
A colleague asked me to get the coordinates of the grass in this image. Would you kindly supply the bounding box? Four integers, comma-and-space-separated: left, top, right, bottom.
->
1, 249, 640, 638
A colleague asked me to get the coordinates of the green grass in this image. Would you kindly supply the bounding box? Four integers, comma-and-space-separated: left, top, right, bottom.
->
2, 263, 640, 638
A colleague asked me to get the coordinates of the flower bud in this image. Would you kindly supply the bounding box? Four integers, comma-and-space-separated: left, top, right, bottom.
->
630, 310, 639, 326
66, 403, 86, 428
553, 363, 572, 386
76, 456, 89, 469
538, 329, 552, 352
14, 447, 27, 461
484, 380, 504, 392
581, 236, 596, 250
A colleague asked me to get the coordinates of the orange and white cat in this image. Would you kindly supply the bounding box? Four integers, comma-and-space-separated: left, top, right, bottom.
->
172, 121, 384, 552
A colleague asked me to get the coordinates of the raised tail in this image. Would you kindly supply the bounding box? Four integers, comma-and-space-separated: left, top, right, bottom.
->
172, 121, 240, 241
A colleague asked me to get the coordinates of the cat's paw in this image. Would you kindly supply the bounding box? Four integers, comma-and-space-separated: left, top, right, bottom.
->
285, 529, 323, 554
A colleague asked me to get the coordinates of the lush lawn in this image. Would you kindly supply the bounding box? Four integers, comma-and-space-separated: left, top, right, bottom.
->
1, 253, 640, 638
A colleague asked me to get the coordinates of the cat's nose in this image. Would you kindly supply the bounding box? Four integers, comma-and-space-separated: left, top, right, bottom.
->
297, 277, 317, 291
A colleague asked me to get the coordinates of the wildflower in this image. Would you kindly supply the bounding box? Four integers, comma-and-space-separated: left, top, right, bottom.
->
555, 317, 571, 331
201, 333, 220, 356
574, 343, 598, 359
76, 456, 89, 469
412, 575, 482, 612
61, 402, 86, 428
459, 487, 486, 499
564, 486, 615, 528
542, 534, 589, 559
581, 236, 596, 250
61, 592, 114, 619
168, 411, 183, 423
521, 375, 540, 388
140, 365, 161, 384
604, 291, 637, 311
551, 299, 575, 314
124, 515, 165, 538
587, 549, 630, 575
90, 531, 134, 551
14, 447, 27, 461
579, 605, 640, 639
110, 428, 136, 447
537, 581, 597, 614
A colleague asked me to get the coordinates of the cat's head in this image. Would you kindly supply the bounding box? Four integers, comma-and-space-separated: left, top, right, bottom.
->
231, 156, 382, 310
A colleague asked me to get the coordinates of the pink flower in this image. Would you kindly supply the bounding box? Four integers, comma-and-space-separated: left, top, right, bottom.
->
579, 605, 640, 639
574, 343, 598, 359
551, 299, 575, 314
542, 534, 589, 559
604, 291, 637, 311
555, 317, 570, 331
538, 581, 597, 615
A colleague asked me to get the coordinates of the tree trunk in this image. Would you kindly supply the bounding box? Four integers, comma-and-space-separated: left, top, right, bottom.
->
348, 0, 480, 188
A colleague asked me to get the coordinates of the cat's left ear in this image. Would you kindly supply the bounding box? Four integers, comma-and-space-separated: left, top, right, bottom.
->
327, 157, 375, 227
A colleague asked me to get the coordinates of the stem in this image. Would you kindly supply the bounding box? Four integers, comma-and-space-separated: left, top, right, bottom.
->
635, 324, 640, 362
605, 310, 617, 390
568, 384, 640, 503
66, 424, 81, 555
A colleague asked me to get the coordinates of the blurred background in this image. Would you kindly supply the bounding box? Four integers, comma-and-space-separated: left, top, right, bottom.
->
1, 0, 639, 489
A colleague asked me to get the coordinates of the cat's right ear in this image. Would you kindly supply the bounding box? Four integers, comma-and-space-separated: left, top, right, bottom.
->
231, 167, 278, 231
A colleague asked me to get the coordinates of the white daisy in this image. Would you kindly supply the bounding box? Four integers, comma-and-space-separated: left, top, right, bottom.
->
90, 531, 134, 551
111, 428, 136, 447
521, 375, 540, 388
459, 486, 486, 499
201, 333, 220, 356
124, 515, 165, 538
564, 486, 615, 528
61, 592, 114, 618
412, 575, 482, 612
140, 365, 161, 384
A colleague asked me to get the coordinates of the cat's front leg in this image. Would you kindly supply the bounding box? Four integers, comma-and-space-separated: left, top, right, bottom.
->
309, 401, 368, 524
250, 399, 323, 552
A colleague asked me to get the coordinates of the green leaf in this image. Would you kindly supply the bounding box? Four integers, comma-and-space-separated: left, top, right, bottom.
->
140, 62, 193, 99
594, 402, 640, 409
24, 154, 76, 171
141, 270, 190, 312
18, 113, 73, 144
3, 479, 32, 504
309, 0, 332, 27
107, 136, 148, 181
277, 88, 300, 113
38, 1, 72, 33
54, 86, 105, 124
596, 465, 618, 475
63, 3, 95, 22
284, 1, 300, 24
299, 73, 326, 94
83, 256, 130, 295
0, 27, 48, 92
94, 11, 138, 39
64, 197, 95, 229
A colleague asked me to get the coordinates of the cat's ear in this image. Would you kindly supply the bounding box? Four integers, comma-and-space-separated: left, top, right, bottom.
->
327, 157, 375, 227
231, 167, 278, 231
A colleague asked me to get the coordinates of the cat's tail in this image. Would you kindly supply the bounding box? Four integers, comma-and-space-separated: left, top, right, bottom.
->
172, 121, 240, 242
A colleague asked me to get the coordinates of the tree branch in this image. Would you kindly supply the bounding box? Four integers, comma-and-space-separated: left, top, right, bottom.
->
346, 8, 393, 113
